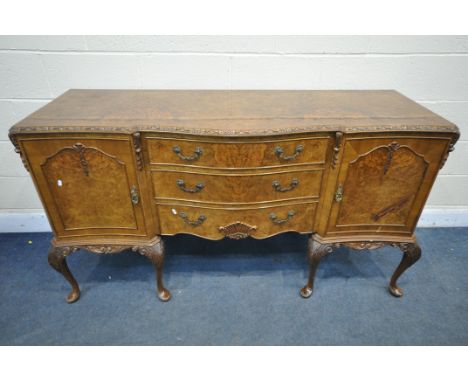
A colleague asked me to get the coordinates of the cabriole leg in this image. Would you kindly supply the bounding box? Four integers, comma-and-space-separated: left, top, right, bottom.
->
136, 237, 171, 302
389, 242, 422, 297
47, 245, 80, 303
300, 236, 334, 298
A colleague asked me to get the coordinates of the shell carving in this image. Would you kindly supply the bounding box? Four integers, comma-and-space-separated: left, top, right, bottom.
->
218, 222, 257, 240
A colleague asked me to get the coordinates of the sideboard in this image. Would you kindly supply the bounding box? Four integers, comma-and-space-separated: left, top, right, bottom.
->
9, 90, 459, 303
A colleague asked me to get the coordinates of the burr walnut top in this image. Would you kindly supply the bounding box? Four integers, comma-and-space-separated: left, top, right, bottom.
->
10, 89, 458, 137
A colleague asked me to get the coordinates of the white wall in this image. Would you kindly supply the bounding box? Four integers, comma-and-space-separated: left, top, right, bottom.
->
1, 36, 467, 231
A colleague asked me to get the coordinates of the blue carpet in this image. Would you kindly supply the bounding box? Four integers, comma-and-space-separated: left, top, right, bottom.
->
0, 228, 467, 345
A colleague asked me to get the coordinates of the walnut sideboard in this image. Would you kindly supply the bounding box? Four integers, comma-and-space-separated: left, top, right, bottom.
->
9, 90, 459, 303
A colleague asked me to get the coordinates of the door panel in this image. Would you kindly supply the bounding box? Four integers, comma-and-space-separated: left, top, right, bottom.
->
21, 137, 147, 238
327, 136, 449, 235
336, 143, 428, 226
42, 143, 137, 230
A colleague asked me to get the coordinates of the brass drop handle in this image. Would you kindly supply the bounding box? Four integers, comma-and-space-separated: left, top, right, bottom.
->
172, 145, 203, 161
130, 185, 139, 205
269, 210, 295, 225
274, 144, 303, 161
335, 184, 343, 203
176, 179, 205, 193
272, 178, 299, 192
178, 212, 206, 226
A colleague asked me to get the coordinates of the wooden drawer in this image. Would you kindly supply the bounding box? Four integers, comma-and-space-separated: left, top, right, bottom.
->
146, 136, 329, 168
157, 202, 317, 240
151, 169, 323, 203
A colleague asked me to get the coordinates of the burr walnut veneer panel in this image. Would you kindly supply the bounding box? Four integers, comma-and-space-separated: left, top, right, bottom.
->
146, 136, 329, 168
151, 169, 323, 204
20, 137, 148, 239
9, 90, 459, 303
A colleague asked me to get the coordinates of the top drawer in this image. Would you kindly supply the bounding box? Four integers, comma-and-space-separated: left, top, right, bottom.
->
145, 136, 330, 168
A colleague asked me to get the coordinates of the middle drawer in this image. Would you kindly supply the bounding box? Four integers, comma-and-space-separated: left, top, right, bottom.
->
151, 169, 323, 204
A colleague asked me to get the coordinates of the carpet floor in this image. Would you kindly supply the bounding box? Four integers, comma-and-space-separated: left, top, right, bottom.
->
0, 228, 467, 345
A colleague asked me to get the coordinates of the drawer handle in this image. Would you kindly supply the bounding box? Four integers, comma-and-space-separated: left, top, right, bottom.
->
269, 210, 295, 225
272, 178, 299, 192
178, 212, 206, 226
172, 145, 203, 161
130, 185, 139, 205
274, 144, 303, 161
176, 179, 205, 193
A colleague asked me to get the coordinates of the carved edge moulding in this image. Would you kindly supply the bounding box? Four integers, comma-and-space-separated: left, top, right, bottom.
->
331, 131, 343, 169
440, 137, 457, 169
8, 123, 460, 138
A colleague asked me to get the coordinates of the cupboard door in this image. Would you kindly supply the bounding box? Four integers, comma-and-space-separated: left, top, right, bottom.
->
22, 137, 147, 238
327, 137, 449, 235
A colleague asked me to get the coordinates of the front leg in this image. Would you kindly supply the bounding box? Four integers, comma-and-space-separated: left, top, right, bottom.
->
48, 245, 80, 303
389, 242, 422, 297
300, 235, 334, 298
135, 237, 171, 302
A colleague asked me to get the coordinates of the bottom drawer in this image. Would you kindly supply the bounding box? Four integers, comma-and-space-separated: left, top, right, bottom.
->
157, 203, 317, 240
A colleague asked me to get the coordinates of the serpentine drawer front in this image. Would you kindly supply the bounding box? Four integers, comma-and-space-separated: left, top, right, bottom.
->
146, 136, 329, 168
151, 169, 323, 203
9, 90, 459, 303
157, 202, 317, 240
